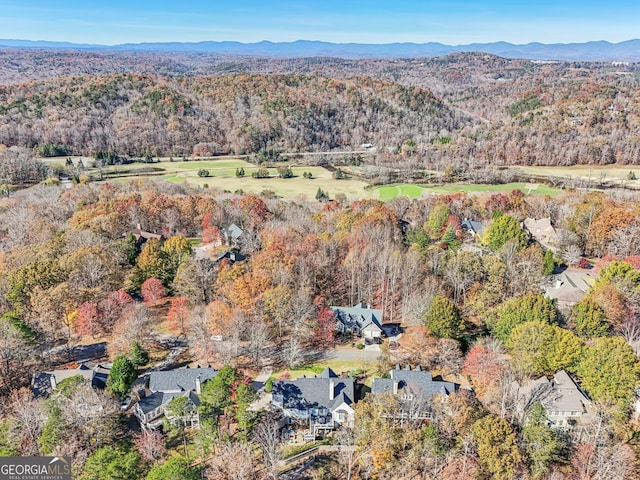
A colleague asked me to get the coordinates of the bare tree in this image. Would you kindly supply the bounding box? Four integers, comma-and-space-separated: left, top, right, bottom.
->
8, 390, 46, 455
252, 413, 283, 480
207, 441, 256, 480
133, 430, 167, 463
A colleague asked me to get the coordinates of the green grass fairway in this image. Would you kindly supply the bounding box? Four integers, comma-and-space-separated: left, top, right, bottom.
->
375, 182, 562, 200
92, 158, 373, 200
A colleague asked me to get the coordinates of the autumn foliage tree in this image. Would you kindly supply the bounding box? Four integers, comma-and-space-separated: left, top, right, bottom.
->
74, 301, 101, 337
167, 297, 190, 335
141, 277, 166, 305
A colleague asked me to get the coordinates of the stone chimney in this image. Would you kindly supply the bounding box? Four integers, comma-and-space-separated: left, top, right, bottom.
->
329, 379, 335, 401
195, 375, 202, 395
393, 379, 399, 395
49, 374, 57, 391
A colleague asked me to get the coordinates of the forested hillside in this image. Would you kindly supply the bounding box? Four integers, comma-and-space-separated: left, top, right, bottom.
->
1, 49, 640, 166
0, 73, 463, 158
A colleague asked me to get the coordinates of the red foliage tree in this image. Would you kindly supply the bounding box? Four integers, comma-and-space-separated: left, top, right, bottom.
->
593, 253, 617, 274
313, 297, 336, 346
167, 297, 190, 335
202, 225, 223, 245
98, 289, 134, 331
141, 277, 167, 305
75, 301, 101, 337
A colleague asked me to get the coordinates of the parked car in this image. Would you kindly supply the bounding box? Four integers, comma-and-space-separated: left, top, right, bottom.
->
364, 337, 374, 346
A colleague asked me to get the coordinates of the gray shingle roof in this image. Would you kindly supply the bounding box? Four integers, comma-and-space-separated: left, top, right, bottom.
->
272, 368, 355, 411
31, 363, 111, 397
330, 303, 383, 330
136, 390, 200, 414
462, 219, 485, 234
223, 224, 244, 240
147, 367, 217, 393
538, 370, 591, 413
371, 367, 458, 398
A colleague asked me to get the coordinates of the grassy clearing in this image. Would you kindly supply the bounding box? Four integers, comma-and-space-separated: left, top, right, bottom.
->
86, 158, 373, 201
515, 164, 637, 179
375, 182, 562, 200
273, 358, 375, 382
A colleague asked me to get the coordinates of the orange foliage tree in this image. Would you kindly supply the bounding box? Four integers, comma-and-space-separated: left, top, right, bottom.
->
167, 297, 190, 335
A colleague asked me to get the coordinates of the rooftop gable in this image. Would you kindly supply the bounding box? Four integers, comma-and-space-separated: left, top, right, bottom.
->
272, 375, 355, 412
147, 367, 217, 393
330, 304, 383, 327
372, 366, 458, 398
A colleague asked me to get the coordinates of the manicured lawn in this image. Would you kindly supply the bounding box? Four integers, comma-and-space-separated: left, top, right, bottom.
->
272, 358, 375, 382
85, 157, 372, 201
374, 182, 563, 199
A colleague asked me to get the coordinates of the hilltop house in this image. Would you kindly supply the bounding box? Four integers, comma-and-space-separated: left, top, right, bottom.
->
331, 303, 393, 338
133, 367, 217, 430
371, 366, 459, 420
526, 370, 592, 429
271, 368, 355, 438
31, 363, 111, 397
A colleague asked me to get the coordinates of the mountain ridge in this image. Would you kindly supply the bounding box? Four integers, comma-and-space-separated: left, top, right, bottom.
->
1, 38, 639, 61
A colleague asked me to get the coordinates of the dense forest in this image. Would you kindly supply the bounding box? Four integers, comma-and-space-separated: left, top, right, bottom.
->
0, 73, 463, 158
1, 49, 640, 166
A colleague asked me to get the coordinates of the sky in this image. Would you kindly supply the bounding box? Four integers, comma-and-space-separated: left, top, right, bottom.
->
0, 0, 639, 45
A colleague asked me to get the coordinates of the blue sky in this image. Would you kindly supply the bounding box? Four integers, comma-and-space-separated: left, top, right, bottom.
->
0, 0, 638, 45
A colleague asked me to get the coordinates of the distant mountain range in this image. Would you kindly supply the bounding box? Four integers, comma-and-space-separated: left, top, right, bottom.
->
1, 38, 639, 61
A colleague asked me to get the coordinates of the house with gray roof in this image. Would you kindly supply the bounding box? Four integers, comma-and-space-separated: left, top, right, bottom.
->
31, 363, 111, 397
134, 367, 217, 430
461, 218, 485, 237
371, 366, 459, 420
331, 303, 385, 338
544, 268, 595, 308
222, 223, 244, 246
527, 370, 592, 429
272, 368, 355, 438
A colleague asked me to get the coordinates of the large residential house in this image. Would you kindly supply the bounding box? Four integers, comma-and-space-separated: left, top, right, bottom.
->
134, 367, 217, 430
545, 268, 595, 308
371, 366, 459, 420
461, 218, 485, 238
31, 363, 111, 397
523, 217, 560, 251
222, 223, 244, 246
130, 223, 164, 246
331, 303, 388, 338
272, 368, 355, 438
527, 370, 592, 429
